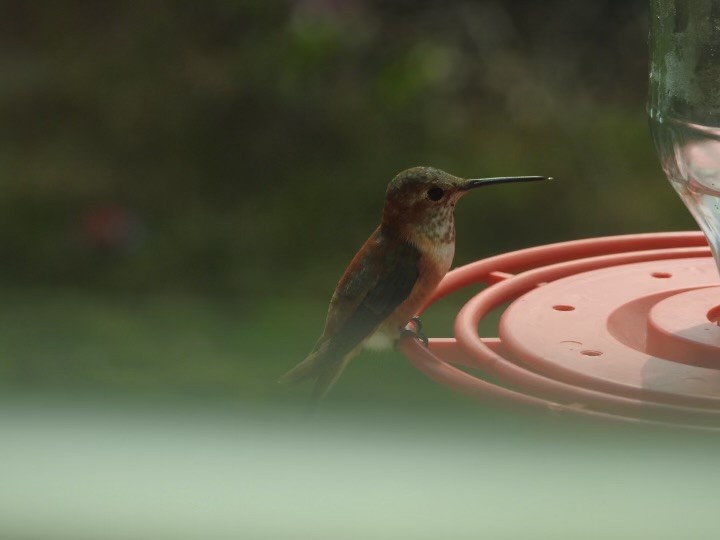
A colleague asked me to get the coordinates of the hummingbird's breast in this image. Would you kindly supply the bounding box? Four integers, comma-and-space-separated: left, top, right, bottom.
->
382, 211, 456, 336
365, 207, 457, 348
372, 237, 454, 346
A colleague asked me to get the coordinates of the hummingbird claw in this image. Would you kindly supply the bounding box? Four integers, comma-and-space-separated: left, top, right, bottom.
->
409, 316, 423, 334
399, 318, 429, 348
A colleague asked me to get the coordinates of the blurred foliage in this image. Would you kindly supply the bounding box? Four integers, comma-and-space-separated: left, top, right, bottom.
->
0, 0, 696, 301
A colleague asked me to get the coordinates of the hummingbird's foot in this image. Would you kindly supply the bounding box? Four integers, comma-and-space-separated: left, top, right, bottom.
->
409, 316, 423, 334
399, 318, 429, 348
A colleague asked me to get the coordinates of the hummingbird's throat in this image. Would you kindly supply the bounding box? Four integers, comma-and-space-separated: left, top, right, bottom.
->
417, 205, 455, 244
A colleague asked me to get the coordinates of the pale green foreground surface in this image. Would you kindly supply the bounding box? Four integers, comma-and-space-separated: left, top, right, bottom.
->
1, 397, 718, 540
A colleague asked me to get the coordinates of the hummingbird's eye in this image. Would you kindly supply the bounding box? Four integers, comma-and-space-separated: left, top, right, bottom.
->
426, 187, 444, 201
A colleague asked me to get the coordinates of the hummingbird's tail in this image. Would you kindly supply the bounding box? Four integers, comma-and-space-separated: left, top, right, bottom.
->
278, 341, 355, 401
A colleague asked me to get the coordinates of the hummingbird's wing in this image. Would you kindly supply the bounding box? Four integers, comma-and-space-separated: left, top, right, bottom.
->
280, 229, 420, 396
322, 229, 421, 354
310, 231, 421, 399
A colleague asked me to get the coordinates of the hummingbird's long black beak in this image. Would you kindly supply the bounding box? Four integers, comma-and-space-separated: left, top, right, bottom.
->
460, 176, 551, 190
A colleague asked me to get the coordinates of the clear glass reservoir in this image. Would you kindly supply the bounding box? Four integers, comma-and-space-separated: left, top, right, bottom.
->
649, 0, 720, 271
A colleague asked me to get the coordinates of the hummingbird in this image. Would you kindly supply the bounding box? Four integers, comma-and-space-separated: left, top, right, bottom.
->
280, 166, 549, 401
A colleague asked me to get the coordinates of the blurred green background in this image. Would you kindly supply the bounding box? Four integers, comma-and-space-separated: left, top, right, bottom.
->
0, 1, 699, 409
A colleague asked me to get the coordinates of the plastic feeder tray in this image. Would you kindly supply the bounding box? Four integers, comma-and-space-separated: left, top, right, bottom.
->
400, 231, 720, 429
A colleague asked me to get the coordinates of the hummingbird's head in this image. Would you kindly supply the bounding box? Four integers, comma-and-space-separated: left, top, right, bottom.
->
381, 166, 548, 243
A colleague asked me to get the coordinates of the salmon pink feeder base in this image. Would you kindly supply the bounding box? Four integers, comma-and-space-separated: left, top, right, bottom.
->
400, 231, 720, 429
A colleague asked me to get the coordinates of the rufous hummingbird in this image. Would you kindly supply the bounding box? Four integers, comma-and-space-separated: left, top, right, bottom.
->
280, 166, 549, 401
